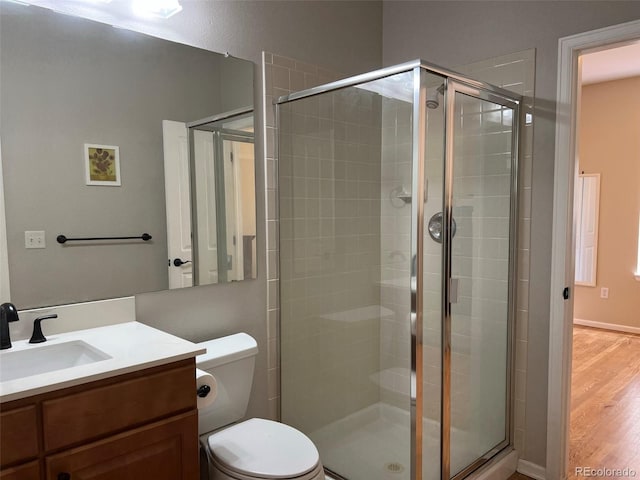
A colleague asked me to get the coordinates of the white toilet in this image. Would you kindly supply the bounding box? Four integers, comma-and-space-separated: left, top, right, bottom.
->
196, 333, 325, 480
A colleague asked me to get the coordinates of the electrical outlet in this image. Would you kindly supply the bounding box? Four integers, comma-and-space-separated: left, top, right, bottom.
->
25, 230, 46, 249
600, 287, 609, 299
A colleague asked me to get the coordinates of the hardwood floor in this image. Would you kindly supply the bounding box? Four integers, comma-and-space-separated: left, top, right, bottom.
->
568, 326, 640, 478
507, 473, 534, 480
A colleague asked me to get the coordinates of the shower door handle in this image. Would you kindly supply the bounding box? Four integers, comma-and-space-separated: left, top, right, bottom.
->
450, 278, 459, 304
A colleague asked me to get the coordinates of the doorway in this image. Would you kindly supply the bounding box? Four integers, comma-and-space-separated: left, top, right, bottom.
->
569, 42, 640, 478
547, 20, 640, 480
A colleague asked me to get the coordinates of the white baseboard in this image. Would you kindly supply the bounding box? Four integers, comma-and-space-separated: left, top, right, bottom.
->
518, 459, 546, 480
471, 449, 518, 480
574, 318, 640, 335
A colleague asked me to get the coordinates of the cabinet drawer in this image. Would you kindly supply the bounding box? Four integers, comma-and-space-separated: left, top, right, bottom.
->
43, 363, 195, 451
0, 461, 40, 480
0, 405, 39, 467
46, 410, 199, 480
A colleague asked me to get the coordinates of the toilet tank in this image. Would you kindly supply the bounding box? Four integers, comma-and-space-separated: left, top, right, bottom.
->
195, 333, 259, 434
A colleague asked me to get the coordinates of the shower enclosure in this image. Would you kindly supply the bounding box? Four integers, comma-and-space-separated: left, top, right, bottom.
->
277, 60, 520, 480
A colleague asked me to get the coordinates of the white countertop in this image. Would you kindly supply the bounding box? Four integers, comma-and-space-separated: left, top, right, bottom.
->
0, 322, 205, 403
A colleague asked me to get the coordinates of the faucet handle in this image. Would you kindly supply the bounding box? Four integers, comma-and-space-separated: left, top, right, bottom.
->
29, 314, 58, 344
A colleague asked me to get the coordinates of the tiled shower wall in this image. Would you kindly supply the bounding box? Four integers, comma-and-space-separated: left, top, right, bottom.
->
457, 50, 535, 453
449, 92, 515, 456
262, 52, 343, 421
374, 50, 534, 455
278, 85, 385, 432
377, 93, 415, 412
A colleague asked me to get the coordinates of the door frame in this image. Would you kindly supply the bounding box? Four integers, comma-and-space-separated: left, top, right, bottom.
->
546, 18, 640, 480
0, 139, 11, 301
219, 132, 255, 282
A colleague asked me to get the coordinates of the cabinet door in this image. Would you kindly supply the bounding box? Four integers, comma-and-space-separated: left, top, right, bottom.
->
45, 411, 198, 480
43, 363, 195, 451
0, 405, 39, 468
0, 461, 40, 480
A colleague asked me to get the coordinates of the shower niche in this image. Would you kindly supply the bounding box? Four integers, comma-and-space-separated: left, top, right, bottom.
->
277, 61, 520, 480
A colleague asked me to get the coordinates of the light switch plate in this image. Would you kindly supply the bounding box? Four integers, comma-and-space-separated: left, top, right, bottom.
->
25, 230, 46, 249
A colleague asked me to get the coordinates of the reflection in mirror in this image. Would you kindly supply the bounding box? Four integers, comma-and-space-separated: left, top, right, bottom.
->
189, 111, 256, 286
0, 2, 254, 309
575, 173, 600, 286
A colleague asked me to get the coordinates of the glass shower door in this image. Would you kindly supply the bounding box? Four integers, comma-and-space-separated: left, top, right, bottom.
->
278, 70, 417, 480
442, 83, 518, 479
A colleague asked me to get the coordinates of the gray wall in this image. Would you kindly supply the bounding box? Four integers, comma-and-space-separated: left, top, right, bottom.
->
14, 0, 383, 420
382, 0, 640, 467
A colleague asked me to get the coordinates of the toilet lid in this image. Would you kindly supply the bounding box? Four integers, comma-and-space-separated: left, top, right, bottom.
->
207, 418, 320, 479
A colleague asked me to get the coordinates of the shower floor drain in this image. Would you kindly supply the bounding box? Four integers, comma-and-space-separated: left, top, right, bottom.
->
384, 462, 405, 474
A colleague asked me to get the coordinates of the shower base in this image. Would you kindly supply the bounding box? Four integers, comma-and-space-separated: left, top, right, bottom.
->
310, 402, 472, 480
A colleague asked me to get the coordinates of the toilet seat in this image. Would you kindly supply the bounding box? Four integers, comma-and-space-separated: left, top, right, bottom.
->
205, 418, 321, 480
209, 454, 324, 480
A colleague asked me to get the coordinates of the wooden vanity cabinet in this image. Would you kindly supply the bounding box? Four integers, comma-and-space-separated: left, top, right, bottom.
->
0, 359, 198, 480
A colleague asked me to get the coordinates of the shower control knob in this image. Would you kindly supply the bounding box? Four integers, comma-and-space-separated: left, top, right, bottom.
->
427, 212, 457, 243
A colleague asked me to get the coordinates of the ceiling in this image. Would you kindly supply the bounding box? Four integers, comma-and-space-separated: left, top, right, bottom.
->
581, 42, 640, 85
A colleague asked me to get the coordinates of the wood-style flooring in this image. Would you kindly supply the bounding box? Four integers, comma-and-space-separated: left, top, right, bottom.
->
507, 473, 533, 480
568, 326, 640, 478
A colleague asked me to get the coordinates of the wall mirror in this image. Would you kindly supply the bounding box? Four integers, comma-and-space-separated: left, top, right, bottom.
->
575, 173, 600, 286
0, 2, 256, 309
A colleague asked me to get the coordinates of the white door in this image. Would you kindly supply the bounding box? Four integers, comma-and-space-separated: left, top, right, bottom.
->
162, 120, 192, 289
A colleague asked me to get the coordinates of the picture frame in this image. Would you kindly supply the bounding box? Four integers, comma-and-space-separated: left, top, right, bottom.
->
84, 143, 121, 186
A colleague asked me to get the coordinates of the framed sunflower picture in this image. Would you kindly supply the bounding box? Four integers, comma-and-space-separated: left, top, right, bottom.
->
84, 143, 121, 186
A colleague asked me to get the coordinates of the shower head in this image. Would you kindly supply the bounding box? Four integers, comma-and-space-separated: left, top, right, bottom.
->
426, 84, 445, 109
426, 95, 439, 110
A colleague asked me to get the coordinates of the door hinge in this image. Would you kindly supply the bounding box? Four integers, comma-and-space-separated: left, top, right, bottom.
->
563, 287, 570, 300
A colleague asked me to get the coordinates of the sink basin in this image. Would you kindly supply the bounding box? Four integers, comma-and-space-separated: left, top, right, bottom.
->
0, 340, 111, 382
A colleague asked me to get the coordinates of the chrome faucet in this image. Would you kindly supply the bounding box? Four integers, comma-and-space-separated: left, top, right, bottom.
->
0, 302, 19, 350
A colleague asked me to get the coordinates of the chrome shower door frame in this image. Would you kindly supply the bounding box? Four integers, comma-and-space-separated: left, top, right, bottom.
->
409, 65, 427, 480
